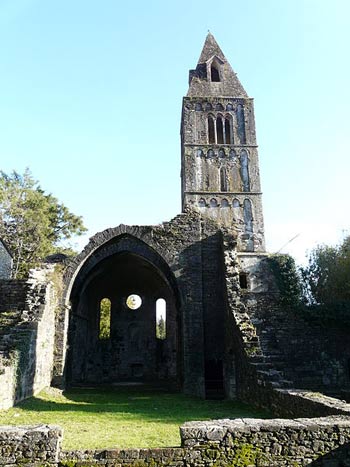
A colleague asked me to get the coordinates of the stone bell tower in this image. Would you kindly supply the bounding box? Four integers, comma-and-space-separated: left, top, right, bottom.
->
181, 33, 265, 252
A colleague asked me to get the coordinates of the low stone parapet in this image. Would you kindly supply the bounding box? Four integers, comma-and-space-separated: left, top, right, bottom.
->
2, 416, 350, 466
0, 425, 62, 465
180, 416, 350, 465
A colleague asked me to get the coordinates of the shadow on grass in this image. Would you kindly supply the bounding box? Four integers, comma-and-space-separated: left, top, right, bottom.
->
15, 385, 271, 424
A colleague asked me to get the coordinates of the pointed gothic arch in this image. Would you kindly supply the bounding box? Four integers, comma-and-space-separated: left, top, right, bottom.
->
64, 231, 181, 387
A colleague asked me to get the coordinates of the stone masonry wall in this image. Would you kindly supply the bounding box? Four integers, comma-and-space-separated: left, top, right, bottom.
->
0, 280, 28, 312
245, 291, 350, 394
60, 210, 229, 398
0, 425, 62, 465
0, 266, 59, 409
2, 416, 350, 466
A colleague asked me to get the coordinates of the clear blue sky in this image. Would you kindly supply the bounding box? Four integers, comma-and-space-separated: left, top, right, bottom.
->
1, 0, 349, 263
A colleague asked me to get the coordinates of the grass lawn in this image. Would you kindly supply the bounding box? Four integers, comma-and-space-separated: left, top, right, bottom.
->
0, 386, 270, 450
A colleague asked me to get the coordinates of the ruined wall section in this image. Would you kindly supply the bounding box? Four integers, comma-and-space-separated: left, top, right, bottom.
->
244, 291, 350, 395
61, 210, 230, 398
226, 252, 350, 406
0, 267, 60, 409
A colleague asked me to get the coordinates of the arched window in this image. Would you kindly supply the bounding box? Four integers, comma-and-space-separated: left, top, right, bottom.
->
221, 198, 229, 207
99, 298, 111, 339
224, 116, 233, 144
207, 149, 215, 158
210, 198, 218, 207
208, 116, 215, 143
195, 103, 203, 111
198, 198, 206, 208
226, 103, 234, 111
196, 149, 204, 157
232, 198, 240, 208
156, 298, 166, 340
240, 150, 250, 191
243, 199, 253, 234
218, 149, 225, 158
205, 102, 213, 111
237, 104, 246, 144
220, 167, 227, 191
211, 64, 220, 82
216, 117, 224, 144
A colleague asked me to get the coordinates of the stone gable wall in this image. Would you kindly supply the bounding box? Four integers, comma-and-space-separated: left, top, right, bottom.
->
57, 211, 231, 398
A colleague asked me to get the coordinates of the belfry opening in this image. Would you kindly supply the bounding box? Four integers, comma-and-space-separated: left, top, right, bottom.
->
66, 235, 180, 387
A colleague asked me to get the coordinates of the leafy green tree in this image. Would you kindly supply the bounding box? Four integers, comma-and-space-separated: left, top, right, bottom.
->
301, 237, 350, 305
156, 316, 166, 340
0, 169, 86, 278
300, 236, 350, 325
99, 298, 111, 339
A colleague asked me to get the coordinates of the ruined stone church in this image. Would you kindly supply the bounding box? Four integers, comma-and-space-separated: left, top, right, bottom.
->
0, 34, 349, 410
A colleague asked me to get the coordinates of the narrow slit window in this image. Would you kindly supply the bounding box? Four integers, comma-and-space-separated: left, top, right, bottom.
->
99, 298, 111, 339
156, 298, 166, 340
225, 117, 233, 144
208, 116, 215, 143
216, 117, 224, 144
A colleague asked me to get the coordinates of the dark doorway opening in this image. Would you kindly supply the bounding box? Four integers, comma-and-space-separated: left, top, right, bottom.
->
205, 359, 224, 399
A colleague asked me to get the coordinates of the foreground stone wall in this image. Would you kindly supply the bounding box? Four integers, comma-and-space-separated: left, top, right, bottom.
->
0, 425, 62, 465
2, 416, 350, 466
180, 416, 350, 466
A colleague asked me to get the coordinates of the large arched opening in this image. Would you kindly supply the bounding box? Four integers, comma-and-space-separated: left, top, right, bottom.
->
65, 234, 181, 388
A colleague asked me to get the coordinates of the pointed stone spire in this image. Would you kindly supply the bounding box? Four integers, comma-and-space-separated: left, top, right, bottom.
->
197, 32, 226, 64
187, 33, 248, 98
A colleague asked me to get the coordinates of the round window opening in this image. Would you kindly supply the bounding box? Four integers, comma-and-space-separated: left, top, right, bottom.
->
126, 294, 142, 310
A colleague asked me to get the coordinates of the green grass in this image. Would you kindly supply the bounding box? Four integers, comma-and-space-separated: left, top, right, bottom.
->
0, 386, 270, 450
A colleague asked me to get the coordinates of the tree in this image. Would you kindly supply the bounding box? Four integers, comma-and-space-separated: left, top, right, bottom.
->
0, 169, 87, 278
300, 236, 350, 325
156, 316, 166, 340
301, 237, 350, 306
